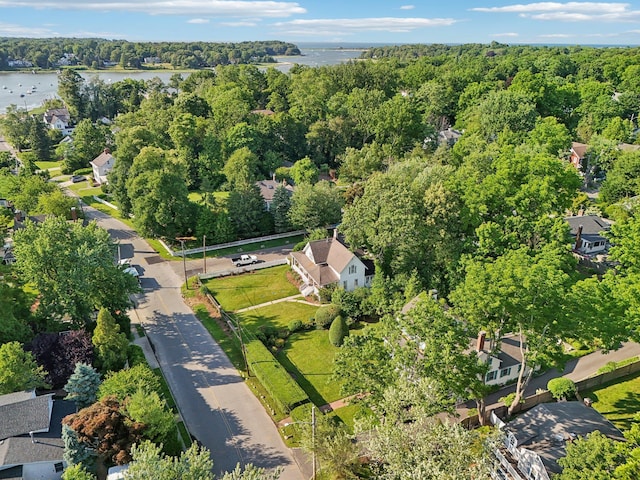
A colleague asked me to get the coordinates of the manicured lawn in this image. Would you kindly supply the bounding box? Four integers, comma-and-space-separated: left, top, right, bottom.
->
236, 301, 317, 331
277, 328, 343, 405
66, 181, 103, 197
187, 191, 229, 205
583, 371, 640, 431
203, 265, 300, 311
35, 160, 61, 170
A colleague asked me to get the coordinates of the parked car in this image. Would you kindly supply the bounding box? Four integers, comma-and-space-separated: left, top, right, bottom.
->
71, 175, 85, 183
231, 254, 258, 267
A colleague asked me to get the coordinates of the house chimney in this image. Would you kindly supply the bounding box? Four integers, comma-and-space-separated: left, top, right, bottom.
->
574, 225, 583, 251
14, 210, 22, 222
103, 147, 111, 155
70, 207, 77, 221
333, 228, 338, 240
272, 172, 276, 182
477, 331, 486, 352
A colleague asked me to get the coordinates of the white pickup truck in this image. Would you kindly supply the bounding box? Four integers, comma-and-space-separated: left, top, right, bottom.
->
231, 254, 258, 267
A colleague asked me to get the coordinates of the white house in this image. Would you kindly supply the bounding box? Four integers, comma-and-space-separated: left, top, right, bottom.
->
43, 108, 73, 136
565, 215, 611, 255
90, 148, 116, 185
495, 402, 625, 480
289, 233, 374, 297
475, 332, 535, 386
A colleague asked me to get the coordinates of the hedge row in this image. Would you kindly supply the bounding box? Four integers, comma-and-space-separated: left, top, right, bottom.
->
245, 338, 309, 413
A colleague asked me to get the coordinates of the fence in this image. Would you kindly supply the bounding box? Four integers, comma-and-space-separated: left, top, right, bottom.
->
198, 259, 288, 281
92, 195, 119, 210
461, 358, 640, 427
160, 230, 307, 257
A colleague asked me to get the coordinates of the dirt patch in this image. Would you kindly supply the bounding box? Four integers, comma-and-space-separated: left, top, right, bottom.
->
184, 292, 232, 336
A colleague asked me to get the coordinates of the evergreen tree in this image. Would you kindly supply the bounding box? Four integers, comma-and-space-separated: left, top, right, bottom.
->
92, 308, 129, 373
271, 185, 292, 233
65, 363, 101, 409
27, 115, 51, 161
62, 424, 95, 471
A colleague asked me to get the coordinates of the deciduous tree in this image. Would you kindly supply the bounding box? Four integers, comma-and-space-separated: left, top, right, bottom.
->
0, 341, 48, 394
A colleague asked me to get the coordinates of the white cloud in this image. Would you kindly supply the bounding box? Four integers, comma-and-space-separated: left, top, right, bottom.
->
472, 2, 640, 22
0, 21, 53, 36
0, 0, 306, 17
272, 17, 457, 36
219, 21, 258, 26
187, 18, 210, 23
400, 5, 415, 9
491, 32, 519, 37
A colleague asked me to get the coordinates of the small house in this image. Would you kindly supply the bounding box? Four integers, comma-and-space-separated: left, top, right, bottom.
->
289, 232, 374, 297
43, 108, 73, 136
475, 332, 534, 386
90, 148, 116, 185
569, 142, 588, 172
256, 179, 294, 211
565, 215, 611, 255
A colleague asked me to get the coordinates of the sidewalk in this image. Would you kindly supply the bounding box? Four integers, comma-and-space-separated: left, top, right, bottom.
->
235, 294, 304, 313
458, 341, 640, 416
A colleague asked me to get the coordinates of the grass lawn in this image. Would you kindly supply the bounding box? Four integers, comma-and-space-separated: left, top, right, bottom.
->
583, 371, 640, 431
203, 265, 300, 311
35, 160, 61, 170
196, 235, 304, 259
277, 328, 343, 405
236, 301, 317, 331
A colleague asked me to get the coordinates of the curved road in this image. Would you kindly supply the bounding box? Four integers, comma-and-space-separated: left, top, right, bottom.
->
83, 205, 303, 480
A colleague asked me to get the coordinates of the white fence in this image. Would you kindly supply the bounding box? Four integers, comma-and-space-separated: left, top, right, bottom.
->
161, 230, 307, 257
92, 195, 119, 210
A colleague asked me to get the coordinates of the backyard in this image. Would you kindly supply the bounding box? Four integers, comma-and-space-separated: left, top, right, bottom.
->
583, 371, 640, 431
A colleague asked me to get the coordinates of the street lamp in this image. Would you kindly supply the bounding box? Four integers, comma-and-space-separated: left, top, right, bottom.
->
284, 405, 317, 479
176, 236, 196, 289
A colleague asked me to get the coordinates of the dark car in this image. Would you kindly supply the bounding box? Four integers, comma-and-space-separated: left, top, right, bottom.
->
70, 175, 85, 183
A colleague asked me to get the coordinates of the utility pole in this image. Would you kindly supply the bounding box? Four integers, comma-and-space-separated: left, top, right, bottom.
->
203, 235, 207, 274
176, 236, 196, 289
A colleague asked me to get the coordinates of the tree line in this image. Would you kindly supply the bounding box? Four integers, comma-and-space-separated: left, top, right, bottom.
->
0, 37, 301, 70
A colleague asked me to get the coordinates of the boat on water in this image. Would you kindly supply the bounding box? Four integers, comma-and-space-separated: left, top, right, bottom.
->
26, 89, 32, 94
2, 85, 6, 89
19, 93, 24, 98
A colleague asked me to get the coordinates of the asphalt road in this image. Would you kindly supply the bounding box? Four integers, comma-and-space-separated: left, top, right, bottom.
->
83, 205, 304, 480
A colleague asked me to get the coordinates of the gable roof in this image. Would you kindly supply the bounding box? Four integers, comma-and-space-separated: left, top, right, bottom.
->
0, 392, 53, 441
290, 237, 368, 288
565, 215, 611, 243
571, 142, 588, 158
256, 179, 294, 203
506, 402, 625, 474
43, 108, 70, 125
90, 149, 115, 168
0, 399, 74, 468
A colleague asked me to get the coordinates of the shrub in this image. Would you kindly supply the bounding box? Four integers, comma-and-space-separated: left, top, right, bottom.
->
288, 320, 303, 333
314, 304, 341, 329
547, 378, 577, 401
329, 315, 348, 347
245, 339, 308, 413
499, 393, 517, 408
127, 344, 146, 367
318, 285, 336, 303
597, 361, 617, 374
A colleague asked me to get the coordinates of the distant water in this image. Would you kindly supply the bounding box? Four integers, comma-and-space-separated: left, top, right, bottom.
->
0, 44, 373, 113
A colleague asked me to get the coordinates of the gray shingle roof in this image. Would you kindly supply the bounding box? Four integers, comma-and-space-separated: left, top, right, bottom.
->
0, 393, 53, 441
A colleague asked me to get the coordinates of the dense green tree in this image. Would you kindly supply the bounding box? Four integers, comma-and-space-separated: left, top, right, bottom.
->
124, 390, 174, 444
288, 156, 318, 185
475, 89, 539, 139
92, 308, 129, 372
58, 69, 87, 118
125, 441, 214, 480
0, 282, 33, 345
98, 363, 161, 401
65, 363, 102, 409
288, 180, 343, 230
271, 185, 292, 233
62, 464, 96, 480
0, 105, 29, 151
13, 217, 138, 325
0, 341, 48, 394
600, 150, 640, 205
227, 184, 268, 238
63, 424, 95, 472
27, 115, 51, 161
223, 147, 259, 190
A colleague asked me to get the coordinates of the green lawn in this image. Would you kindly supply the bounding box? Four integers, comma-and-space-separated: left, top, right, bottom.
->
583, 371, 640, 431
236, 301, 317, 331
188, 191, 229, 205
35, 160, 61, 170
203, 265, 300, 311
66, 181, 103, 197
277, 328, 343, 405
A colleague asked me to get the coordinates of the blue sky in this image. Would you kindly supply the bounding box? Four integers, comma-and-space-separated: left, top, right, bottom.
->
1, 1, 640, 45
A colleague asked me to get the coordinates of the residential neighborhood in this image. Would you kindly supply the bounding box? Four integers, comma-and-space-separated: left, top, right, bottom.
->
2, 35, 640, 480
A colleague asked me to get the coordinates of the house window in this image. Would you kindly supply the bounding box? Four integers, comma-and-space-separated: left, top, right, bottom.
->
343, 281, 348, 289
55, 463, 64, 473
354, 279, 358, 287
349, 265, 357, 274
500, 367, 512, 378
485, 370, 498, 382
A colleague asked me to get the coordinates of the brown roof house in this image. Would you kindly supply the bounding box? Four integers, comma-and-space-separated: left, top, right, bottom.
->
569, 142, 588, 172
90, 148, 115, 185
256, 179, 294, 211
289, 231, 374, 297
0, 390, 75, 480
495, 402, 625, 480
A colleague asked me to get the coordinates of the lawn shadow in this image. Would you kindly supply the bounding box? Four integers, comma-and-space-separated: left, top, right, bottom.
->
276, 348, 328, 407
611, 390, 640, 430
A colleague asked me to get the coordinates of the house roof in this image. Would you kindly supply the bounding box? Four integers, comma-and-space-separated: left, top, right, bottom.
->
291, 237, 367, 287
0, 392, 53, 441
571, 142, 588, 158
250, 109, 275, 116
438, 128, 463, 142
618, 143, 640, 152
565, 215, 611, 244
0, 399, 74, 468
90, 150, 114, 168
43, 108, 70, 125
506, 402, 625, 475
256, 180, 294, 203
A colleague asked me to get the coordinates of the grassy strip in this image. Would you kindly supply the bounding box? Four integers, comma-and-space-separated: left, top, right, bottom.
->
152, 367, 192, 447
202, 265, 299, 311
597, 356, 640, 374
583, 370, 640, 431
193, 234, 304, 260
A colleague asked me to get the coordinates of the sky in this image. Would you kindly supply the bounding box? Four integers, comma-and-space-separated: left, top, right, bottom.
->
1, 1, 640, 45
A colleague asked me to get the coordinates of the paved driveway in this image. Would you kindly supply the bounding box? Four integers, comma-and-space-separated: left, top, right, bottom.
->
84, 206, 303, 480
